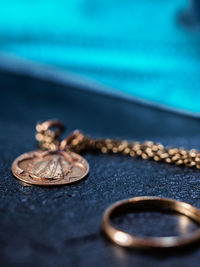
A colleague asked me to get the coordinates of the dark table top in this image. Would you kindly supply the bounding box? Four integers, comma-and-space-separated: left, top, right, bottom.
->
1, 67, 200, 267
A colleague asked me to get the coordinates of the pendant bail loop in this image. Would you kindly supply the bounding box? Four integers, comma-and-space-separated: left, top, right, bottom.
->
60, 130, 85, 151
35, 119, 65, 150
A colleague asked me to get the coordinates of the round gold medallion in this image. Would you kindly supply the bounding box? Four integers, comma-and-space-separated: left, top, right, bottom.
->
11, 150, 89, 186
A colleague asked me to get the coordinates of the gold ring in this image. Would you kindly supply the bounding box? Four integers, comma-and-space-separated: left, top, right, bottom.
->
102, 196, 200, 249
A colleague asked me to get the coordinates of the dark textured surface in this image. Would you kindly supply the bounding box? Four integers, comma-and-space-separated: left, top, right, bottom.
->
1, 69, 200, 266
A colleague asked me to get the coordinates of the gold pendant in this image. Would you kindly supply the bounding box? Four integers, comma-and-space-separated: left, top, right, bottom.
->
11, 120, 89, 186
12, 150, 89, 186
11, 118, 200, 186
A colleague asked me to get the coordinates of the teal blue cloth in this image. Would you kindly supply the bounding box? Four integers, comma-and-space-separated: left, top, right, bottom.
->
1, 0, 200, 113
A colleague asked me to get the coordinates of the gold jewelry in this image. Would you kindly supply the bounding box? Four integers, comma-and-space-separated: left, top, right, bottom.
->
11, 119, 200, 186
102, 196, 200, 249
11, 120, 89, 186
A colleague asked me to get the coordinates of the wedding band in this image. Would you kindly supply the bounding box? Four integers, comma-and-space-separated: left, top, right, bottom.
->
102, 196, 200, 249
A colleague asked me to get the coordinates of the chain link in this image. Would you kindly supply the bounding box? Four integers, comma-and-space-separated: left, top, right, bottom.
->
68, 136, 200, 169
36, 120, 200, 170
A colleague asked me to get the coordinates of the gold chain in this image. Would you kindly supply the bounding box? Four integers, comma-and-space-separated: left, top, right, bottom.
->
36, 120, 200, 170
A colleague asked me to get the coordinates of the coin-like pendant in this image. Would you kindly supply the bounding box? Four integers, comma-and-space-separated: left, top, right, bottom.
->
11, 150, 89, 186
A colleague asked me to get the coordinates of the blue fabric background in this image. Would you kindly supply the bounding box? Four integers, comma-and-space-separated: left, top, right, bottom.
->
1, 68, 200, 266
1, 0, 200, 113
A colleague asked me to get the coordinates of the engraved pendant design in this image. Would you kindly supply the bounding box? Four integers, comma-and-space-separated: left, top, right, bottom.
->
11, 150, 89, 186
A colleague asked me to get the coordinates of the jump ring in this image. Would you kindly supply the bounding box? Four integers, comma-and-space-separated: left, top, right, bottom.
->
36, 119, 65, 138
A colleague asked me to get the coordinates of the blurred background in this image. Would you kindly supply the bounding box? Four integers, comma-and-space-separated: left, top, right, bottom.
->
1, 0, 200, 114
